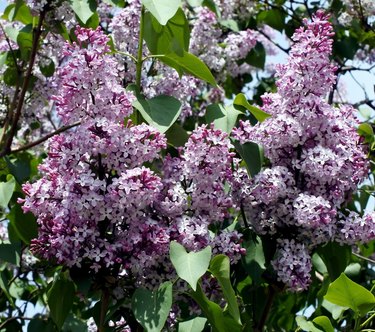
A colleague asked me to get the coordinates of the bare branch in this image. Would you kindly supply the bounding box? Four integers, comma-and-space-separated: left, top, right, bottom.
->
11, 121, 81, 153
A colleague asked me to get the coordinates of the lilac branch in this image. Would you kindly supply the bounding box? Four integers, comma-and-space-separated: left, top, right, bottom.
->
10, 121, 81, 153
0, 9, 46, 157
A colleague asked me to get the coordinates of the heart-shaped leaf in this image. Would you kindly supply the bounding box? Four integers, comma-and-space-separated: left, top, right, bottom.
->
324, 273, 375, 317
142, 0, 181, 25
132, 282, 173, 332
205, 104, 242, 134
170, 241, 211, 291
132, 94, 182, 133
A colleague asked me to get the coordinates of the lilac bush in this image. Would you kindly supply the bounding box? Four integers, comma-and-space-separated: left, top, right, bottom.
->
1, 1, 374, 331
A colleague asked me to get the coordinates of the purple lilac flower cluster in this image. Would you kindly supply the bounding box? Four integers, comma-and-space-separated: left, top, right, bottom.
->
190, 7, 258, 83
233, 11, 374, 291
21, 27, 244, 284
20, 27, 167, 275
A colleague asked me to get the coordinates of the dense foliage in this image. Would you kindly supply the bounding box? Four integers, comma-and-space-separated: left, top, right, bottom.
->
0, 0, 374, 331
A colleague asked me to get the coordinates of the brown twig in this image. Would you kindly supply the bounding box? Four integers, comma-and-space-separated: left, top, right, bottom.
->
10, 121, 81, 153
0, 316, 34, 330
255, 285, 276, 332
99, 289, 110, 332
0, 9, 46, 157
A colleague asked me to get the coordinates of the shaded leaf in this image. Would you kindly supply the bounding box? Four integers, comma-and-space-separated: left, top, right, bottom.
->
233, 141, 263, 177
7, 204, 38, 244
132, 94, 182, 133
316, 242, 351, 281
166, 123, 189, 147
132, 282, 173, 332
47, 272, 76, 330
144, 8, 189, 55
0, 243, 21, 265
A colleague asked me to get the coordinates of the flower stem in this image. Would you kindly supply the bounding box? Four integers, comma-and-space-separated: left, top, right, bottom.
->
255, 285, 276, 331
99, 289, 110, 332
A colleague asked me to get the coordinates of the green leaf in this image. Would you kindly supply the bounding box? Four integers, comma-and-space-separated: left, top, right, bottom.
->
205, 103, 242, 134
9, 278, 27, 299
62, 314, 91, 332
178, 317, 207, 332
166, 123, 189, 147
219, 19, 239, 32
322, 299, 347, 320
5, 152, 37, 183
190, 282, 242, 332
160, 51, 217, 86
209, 255, 241, 324
233, 93, 270, 122
202, 0, 220, 16
79, 11, 99, 29
312, 316, 334, 332
169, 241, 211, 291
233, 141, 263, 177
186, 0, 202, 6
132, 94, 182, 133
102, 0, 126, 6
3, 66, 19, 86
316, 242, 351, 281
244, 42, 266, 69
324, 273, 375, 317
242, 235, 266, 285
28, 318, 55, 332
7, 204, 38, 244
40, 59, 55, 77
47, 272, 76, 330
257, 9, 285, 31
17, 24, 33, 60
132, 282, 173, 332
0, 243, 21, 265
334, 35, 359, 60
70, 0, 97, 24
358, 123, 374, 143
0, 269, 15, 307
142, 0, 182, 25
0, 175, 15, 210
144, 8, 190, 55
0, 52, 7, 69
4, 25, 19, 43
11, 4, 33, 25
296, 316, 319, 332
